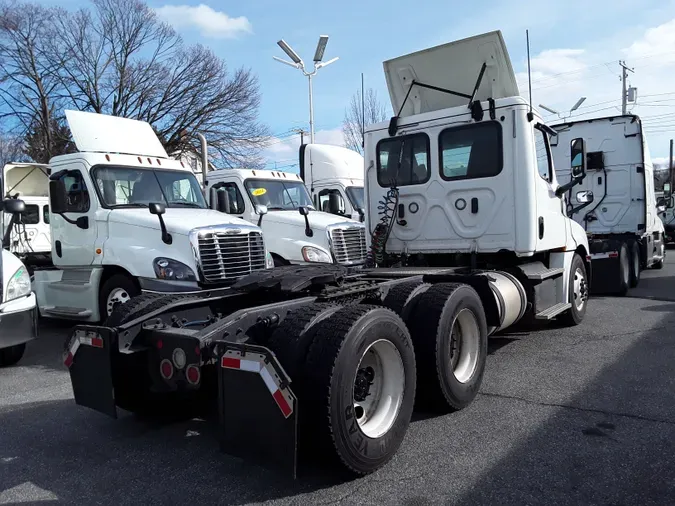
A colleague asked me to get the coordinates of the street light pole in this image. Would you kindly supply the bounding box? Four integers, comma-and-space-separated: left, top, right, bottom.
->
274, 36, 339, 145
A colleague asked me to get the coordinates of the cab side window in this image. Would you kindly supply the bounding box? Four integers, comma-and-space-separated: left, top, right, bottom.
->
58, 171, 90, 213
534, 126, 552, 182
212, 182, 245, 214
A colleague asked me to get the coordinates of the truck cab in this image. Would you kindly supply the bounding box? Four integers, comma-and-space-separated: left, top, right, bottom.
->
32, 110, 272, 323
550, 115, 667, 293
0, 198, 38, 366
299, 144, 365, 222
364, 30, 591, 324
204, 168, 367, 267
1, 162, 51, 263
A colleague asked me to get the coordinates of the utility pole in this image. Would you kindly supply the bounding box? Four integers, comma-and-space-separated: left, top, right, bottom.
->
619, 60, 634, 115
292, 128, 308, 146
670, 139, 674, 196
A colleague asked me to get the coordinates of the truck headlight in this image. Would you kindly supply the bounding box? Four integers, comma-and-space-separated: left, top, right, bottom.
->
6, 266, 31, 302
265, 251, 274, 269
301, 246, 332, 263
153, 258, 197, 281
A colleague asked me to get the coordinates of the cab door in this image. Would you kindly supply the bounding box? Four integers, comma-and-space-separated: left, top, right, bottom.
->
534, 124, 567, 251
50, 166, 98, 266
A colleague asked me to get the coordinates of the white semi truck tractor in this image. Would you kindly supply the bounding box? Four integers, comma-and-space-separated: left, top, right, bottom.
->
62, 30, 591, 479
26, 110, 273, 323
550, 115, 666, 295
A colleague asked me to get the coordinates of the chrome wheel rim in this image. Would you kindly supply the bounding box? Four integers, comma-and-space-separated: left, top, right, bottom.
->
573, 267, 587, 311
106, 287, 131, 316
449, 309, 480, 383
353, 339, 405, 438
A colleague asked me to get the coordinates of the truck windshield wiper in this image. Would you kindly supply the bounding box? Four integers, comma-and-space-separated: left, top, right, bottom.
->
112, 203, 148, 208
266, 206, 285, 211
171, 202, 204, 208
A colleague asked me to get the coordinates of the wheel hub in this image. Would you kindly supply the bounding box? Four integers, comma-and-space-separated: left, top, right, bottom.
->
107, 288, 131, 316
573, 268, 588, 311
353, 366, 375, 402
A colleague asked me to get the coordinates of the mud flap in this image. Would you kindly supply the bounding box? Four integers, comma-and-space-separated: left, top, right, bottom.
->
65, 326, 118, 419
217, 343, 298, 478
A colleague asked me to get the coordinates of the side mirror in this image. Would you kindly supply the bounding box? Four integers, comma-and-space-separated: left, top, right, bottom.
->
1, 198, 26, 215
216, 190, 230, 213
357, 207, 365, 222
49, 179, 68, 214
327, 192, 342, 215
570, 137, 587, 179
256, 205, 268, 216
298, 206, 309, 217
576, 190, 594, 204
149, 202, 166, 215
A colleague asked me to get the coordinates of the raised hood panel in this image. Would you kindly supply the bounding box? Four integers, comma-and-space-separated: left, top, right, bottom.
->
383, 30, 519, 116
108, 208, 251, 236
65, 110, 168, 158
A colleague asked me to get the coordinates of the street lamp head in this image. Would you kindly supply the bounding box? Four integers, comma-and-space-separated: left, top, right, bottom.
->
314, 35, 329, 62
539, 104, 559, 115
273, 56, 301, 69
315, 56, 339, 69
570, 97, 586, 112
277, 39, 303, 65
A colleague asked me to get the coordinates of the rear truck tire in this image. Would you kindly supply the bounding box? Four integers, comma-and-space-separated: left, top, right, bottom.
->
0, 343, 26, 367
299, 305, 416, 475
266, 303, 339, 380
617, 242, 630, 296
628, 241, 641, 288
407, 283, 487, 413
99, 274, 140, 323
104, 292, 163, 327
557, 253, 589, 327
380, 280, 432, 322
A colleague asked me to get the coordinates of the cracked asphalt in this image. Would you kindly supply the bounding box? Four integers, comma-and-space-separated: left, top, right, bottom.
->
1, 256, 675, 505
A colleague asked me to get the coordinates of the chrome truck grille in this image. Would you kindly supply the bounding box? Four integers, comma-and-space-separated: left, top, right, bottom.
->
329, 225, 367, 265
190, 226, 266, 283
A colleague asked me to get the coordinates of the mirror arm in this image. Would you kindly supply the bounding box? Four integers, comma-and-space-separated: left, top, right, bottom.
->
156, 214, 172, 245
303, 215, 313, 237
257, 214, 264, 227
555, 174, 585, 198
568, 200, 594, 218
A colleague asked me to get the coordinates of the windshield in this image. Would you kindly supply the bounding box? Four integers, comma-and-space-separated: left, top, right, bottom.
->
92, 166, 207, 209
346, 186, 364, 210
244, 179, 314, 211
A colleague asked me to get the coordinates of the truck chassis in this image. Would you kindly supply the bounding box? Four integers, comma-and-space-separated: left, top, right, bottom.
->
64, 261, 583, 478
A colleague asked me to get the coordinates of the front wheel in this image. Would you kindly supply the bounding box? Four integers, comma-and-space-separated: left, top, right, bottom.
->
558, 253, 588, 327
629, 241, 641, 288
99, 274, 140, 323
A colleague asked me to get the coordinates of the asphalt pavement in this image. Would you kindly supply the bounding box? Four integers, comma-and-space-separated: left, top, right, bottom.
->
1, 257, 675, 505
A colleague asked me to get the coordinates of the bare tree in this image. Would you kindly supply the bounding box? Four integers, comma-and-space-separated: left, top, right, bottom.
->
0, 129, 25, 167
0, 1, 63, 162
0, 0, 267, 167
342, 87, 389, 154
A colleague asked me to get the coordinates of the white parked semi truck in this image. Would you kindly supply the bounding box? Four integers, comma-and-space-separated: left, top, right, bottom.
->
550, 114, 666, 295
63, 31, 591, 479
204, 166, 367, 267
0, 198, 38, 367
24, 110, 272, 323
1, 162, 51, 264
298, 143, 365, 222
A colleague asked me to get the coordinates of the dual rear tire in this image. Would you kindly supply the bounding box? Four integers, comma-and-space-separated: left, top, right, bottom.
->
267, 282, 488, 475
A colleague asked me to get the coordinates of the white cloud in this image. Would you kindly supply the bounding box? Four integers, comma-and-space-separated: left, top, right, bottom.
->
512, 17, 675, 158
155, 4, 252, 39
262, 128, 345, 169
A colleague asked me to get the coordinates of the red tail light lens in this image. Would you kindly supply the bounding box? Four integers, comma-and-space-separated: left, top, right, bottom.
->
160, 359, 174, 380
186, 364, 200, 385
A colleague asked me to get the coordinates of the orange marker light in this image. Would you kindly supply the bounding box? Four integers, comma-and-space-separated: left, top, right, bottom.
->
96, 248, 102, 255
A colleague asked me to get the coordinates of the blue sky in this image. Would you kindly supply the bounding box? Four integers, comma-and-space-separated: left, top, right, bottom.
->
46, 0, 675, 168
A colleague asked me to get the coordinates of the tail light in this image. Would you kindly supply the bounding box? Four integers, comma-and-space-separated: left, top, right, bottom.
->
160, 359, 174, 380
186, 364, 200, 385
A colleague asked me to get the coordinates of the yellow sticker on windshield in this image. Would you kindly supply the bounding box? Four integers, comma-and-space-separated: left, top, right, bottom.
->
251, 188, 267, 196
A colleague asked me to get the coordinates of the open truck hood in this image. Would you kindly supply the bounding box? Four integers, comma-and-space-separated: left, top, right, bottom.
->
65, 110, 169, 158
300, 144, 364, 183
383, 30, 519, 117
2, 163, 50, 198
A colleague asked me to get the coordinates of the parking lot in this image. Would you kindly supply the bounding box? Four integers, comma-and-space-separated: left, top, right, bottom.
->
2, 258, 675, 505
